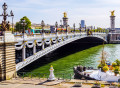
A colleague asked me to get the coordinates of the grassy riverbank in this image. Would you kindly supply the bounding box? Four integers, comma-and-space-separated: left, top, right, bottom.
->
30, 45, 103, 74
19, 44, 119, 78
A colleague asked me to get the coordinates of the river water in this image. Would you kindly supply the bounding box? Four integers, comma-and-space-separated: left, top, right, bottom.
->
20, 44, 120, 76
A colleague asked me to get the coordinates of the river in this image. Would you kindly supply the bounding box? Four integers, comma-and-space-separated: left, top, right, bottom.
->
20, 44, 120, 77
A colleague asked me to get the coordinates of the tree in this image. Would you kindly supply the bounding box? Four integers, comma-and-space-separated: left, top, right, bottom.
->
15, 16, 31, 32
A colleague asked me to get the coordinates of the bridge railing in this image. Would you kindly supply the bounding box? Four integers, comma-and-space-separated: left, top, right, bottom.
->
14, 32, 106, 40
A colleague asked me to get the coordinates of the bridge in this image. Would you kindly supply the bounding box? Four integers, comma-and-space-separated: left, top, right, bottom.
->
14, 32, 107, 71
0, 32, 107, 71
1, 28, 120, 80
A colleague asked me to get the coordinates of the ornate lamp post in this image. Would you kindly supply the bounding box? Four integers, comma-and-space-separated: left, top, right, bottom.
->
60, 25, 63, 33
55, 21, 58, 34
10, 10, 14, 33
85, 25, 86, 32
41, 20, 45, 36
21, 19, 27, 61
0, 2, 13, 80
21, 19, 26, 39
60, 20, 62, 33
0, 3, 14, 30
79, 23, 81, 33
73, 23, 75, 36
66, 24, 69, 35
73, 23, 75, 32
94, 26, 95, 32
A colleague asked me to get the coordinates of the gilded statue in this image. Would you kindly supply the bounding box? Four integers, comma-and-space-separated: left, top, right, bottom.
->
110, 10, 115, 16
63, 12, 67, 18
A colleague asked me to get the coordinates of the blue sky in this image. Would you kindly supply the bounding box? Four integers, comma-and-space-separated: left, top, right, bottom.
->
0, 0, 120, 28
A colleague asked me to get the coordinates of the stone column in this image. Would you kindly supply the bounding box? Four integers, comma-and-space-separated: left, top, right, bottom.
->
33, 40, 36, 55
110, 16, 115, 32
42, 39, 44, 50
0, 31, 16, 80
50, 39, 52, 46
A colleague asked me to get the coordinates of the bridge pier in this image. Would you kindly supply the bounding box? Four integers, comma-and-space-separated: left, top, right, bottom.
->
0, 31, 16, 80
107, 33, 120, 43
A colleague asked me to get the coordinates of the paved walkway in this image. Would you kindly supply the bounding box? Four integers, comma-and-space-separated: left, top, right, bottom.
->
0, 78, 117, 88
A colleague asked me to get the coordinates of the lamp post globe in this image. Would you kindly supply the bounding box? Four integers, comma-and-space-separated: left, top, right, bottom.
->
10, 10, 14, 16
2, 3, 7, 10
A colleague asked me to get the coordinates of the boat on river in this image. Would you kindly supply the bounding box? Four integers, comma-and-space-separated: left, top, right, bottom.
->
73, 65, 120, 82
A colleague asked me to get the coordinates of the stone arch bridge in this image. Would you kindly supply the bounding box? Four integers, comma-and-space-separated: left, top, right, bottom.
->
0, 32, 107, 80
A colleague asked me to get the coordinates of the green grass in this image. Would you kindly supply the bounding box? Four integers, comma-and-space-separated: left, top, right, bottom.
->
30, 45, 103, 74
19, 44, 119, 78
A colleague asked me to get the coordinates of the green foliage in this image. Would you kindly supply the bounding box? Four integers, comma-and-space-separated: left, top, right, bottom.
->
15, 16, 31, 32
115, 59, 120, 66
103, 66, 109, 72
118, 84, 120, 87
97, 64, 102, 69
112, 62, 117, 67
114, 66, 119, 74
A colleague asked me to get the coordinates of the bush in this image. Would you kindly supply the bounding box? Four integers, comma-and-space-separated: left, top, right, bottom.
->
103, 66, 109, 72
115, 59, 120, 66
112, 62, 117, 67
114, 66, 119, 74
97, 64, 102, 69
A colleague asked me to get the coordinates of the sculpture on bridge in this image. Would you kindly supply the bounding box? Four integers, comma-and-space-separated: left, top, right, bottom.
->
63, 12, 67, 18
110, 10, 115, 16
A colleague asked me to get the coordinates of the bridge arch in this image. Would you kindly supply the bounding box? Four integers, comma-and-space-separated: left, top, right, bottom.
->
16, 33, 107, 71
75, 36, 107, 44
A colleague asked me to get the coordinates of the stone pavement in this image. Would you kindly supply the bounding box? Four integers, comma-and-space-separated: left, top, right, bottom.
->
0, 78, 117, 88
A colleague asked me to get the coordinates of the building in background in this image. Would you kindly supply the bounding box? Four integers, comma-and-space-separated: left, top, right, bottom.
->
81, 20, 85, 28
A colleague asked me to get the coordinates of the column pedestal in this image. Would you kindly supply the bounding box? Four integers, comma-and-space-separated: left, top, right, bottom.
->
0, 31, 16, 80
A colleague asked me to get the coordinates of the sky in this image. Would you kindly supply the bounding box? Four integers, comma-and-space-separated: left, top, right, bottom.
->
0, 0, 120, 28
